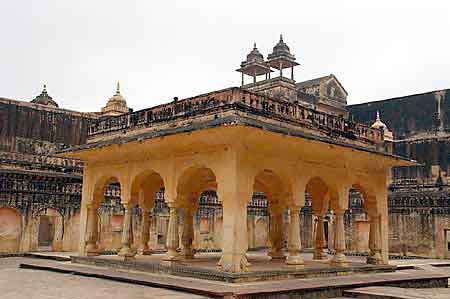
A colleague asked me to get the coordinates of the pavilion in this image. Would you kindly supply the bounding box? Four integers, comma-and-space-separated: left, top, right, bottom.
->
58, 37, 415, 274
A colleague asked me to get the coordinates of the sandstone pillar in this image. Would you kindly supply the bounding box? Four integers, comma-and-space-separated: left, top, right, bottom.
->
138, 208, 152, 255
180, 208, 195, 259
331, 210, 348, 266
269, 207, 284, 259
216, 146, 253, 273
85, 204, 99, 256
219, 197, 250, 272
313, 215, 327, 260
149, 214, 158, 250
286, 207, 304, 266
377, 186, 390, 264
163, 204, 180, 262
367, 214, 382, 264
118, 203, 136, 259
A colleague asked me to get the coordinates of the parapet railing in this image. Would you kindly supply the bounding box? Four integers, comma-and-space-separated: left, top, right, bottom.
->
87, 87, 384, 144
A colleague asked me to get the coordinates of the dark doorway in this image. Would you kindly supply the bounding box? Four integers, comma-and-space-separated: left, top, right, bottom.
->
38, 216, 54, 247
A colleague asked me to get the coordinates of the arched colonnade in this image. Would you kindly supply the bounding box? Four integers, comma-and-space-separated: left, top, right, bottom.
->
79, 152, 388, 273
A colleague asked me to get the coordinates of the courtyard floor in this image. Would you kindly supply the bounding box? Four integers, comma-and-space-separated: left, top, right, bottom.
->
3, 253, 450, 299
0, 257, 207, 299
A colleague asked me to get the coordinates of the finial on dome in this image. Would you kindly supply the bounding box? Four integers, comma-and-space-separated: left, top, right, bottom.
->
43, 84, 47, 93
280, 34, 283, 42
376, 110, 381, 121
253, 42, 257, 49
116, 81, 121, 95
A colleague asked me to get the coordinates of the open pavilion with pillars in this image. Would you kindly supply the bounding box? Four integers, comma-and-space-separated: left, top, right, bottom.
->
59, 86, 415, 273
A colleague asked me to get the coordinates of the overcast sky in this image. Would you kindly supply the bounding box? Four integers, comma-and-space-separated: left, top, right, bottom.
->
1, 1, 449, 112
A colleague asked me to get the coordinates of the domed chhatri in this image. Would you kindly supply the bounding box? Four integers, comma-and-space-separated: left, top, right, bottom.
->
268, 34, 294, 59
371, 111, 393, 141
267, 34, 299, 79
101, 82, 129, 116
107, 82, 127, 105
30, 84, 59, 107
236, 43, 272, 84
245, 43, 265, 64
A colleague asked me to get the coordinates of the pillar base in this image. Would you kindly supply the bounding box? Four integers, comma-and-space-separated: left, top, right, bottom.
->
163, 249, 180, 263
118, 246, 136, 259
218, 253, 250, 272
180, 249, 195, 260
330, 253, 349, 267
366, 252, 383, 265
85, 244, 100, 256
137, 248, 153, 255
285, 255, 304, 266
313, 249, 328, 260
86, 250, 100, 257
268, 250, 285, 260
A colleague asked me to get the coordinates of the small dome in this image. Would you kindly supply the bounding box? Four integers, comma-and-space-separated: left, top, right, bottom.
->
101, 82, 129, 116
371, 111, 387, 130
106, 82, 127, 105
371, 111, 393, 141
31, 85, 59, 107
268, 34, 295, 60
272, 34, 291, 55
245, 43, 264, 64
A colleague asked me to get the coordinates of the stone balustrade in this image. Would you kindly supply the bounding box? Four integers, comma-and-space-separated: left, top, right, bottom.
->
87, 87, 383, 146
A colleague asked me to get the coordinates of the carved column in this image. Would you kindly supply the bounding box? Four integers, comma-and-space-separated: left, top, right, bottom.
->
138, 208, 152, 255
367, 214, 382, 264
118, 203, 136, 259
181, 208, 195, 259
269, 207, 284, 259
85, 204, 99, 256
148, 213, 158, 250
163, 204, 180, 262
313, 215, 327, 260
331, 210, 348, 266
286, 207, 304, 266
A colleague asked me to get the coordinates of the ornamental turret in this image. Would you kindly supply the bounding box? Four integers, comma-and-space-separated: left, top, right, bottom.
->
31, 84, 59, 107
101, 82, 129, 116
236, 43, 272, 85
371, 111, 393, 142
267, 34, 299, 80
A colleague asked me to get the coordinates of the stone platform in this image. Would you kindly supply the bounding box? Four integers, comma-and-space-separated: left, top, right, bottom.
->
71, 252, 396, 283
19, 258, 450, 299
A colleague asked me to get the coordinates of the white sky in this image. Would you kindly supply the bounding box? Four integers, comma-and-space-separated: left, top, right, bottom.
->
1, 0, 449, 112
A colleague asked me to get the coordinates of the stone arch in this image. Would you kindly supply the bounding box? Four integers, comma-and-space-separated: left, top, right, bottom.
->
175, 166, 220, 258
176, 166, 218, 207
305, 176, 330, 213
130, 169, 165, 209
253, 169, 292, 205
305, 176, 336, 252
93, 175, 122, 207
347, 183, 376, 253
85, 175, 123, 253
253, 169, 292, 259
0, 207, 21, 253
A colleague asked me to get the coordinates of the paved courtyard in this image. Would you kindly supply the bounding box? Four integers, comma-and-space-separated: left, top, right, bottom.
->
2, 255, 450, 299
0, 257, 208, 299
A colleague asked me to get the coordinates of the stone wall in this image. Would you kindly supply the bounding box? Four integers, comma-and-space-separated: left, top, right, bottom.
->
0, 99, 94, 153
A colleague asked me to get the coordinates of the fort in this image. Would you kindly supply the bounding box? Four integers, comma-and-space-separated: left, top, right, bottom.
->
1, 36, 450, 278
